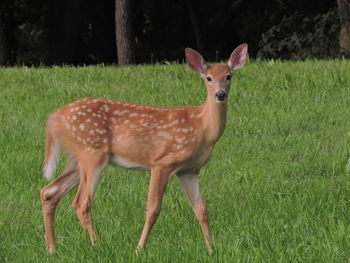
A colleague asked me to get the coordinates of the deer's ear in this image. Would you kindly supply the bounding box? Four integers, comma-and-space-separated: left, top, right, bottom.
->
185, 48, 207, 75
227, 43, 248, 73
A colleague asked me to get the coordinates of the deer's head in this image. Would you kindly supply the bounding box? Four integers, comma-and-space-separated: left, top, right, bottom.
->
185, 44, 248, 103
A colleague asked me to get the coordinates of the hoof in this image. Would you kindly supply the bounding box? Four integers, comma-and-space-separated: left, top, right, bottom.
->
135, 245, 143, 256
47, 244, 56, 254
89, 231, 98, 245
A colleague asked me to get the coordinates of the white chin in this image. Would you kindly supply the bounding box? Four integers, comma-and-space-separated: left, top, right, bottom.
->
215, 98, 227, 103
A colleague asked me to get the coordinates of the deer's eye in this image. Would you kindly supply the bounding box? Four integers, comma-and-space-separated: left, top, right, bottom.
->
226, 75, 231, 81
206, 76, 212, 82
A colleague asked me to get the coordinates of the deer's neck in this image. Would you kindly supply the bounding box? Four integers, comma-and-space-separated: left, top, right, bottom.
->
199, 95, 228, 144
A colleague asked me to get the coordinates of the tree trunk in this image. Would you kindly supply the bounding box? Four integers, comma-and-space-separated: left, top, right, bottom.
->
337, 0, 350, 56
0, 14, 7, 65
115, 0, 136, 65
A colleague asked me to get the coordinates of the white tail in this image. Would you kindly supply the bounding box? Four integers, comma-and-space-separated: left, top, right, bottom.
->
40, 44, 248, 254
43, 131, 60, 180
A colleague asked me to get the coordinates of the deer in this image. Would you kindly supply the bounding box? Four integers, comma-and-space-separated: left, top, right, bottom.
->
40, 43, 248, 254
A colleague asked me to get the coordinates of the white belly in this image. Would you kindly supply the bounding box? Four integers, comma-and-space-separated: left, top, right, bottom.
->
110, 155, 150, 171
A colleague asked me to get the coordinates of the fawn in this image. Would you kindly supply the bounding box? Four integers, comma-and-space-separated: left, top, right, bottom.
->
40, 44, 248, 254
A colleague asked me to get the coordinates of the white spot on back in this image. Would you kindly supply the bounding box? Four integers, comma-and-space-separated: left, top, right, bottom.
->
173, 144, 183, 150
170, 120, 179, 126
158, 132, 173, 140
175, 136, 187, 144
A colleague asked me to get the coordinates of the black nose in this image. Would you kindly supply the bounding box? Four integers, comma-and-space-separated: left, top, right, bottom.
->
215, 90, 227, 101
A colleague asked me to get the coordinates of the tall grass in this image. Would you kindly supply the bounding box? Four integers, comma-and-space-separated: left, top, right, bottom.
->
1, 60, 350, 262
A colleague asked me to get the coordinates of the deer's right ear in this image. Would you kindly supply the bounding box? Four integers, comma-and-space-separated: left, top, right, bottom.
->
185, 48, 207, 75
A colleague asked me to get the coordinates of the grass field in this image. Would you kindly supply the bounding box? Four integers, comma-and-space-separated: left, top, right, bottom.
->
1, 59, 350, 262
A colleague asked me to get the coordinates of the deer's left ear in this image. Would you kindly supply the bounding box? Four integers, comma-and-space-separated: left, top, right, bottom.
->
227, 43, 248, 73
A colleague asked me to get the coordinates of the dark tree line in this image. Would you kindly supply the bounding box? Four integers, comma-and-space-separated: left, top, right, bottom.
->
338, 0, 350, 55
0, 0, 348, 66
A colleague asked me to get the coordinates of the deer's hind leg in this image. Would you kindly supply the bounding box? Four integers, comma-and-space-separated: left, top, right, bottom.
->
40, 157, 80, 253
71, 153, 108, 244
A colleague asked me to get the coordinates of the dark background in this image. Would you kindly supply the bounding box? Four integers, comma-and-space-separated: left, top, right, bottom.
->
0, 0, 345, 65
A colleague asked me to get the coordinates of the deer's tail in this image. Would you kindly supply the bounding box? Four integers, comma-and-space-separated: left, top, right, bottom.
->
43, 121, 60, 181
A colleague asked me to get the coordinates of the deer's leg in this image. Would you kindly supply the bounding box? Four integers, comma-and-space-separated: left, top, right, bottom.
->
40, 158, 80, 253
136, 167, 171, 254
71, 154, 106, 245
178, 173, 214, 253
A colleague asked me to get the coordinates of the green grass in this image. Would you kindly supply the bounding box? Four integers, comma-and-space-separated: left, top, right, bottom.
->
1, 60, 350, 262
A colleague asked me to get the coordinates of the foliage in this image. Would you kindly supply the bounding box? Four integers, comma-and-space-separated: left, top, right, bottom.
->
258, 8, 341, 59
0, 0, 343, 65
1, 61, 350, 261
1, 0, 48, 65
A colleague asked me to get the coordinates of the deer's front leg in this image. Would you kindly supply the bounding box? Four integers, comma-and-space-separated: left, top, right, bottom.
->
136, 167, 171, 254
178, 173, 214, 254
